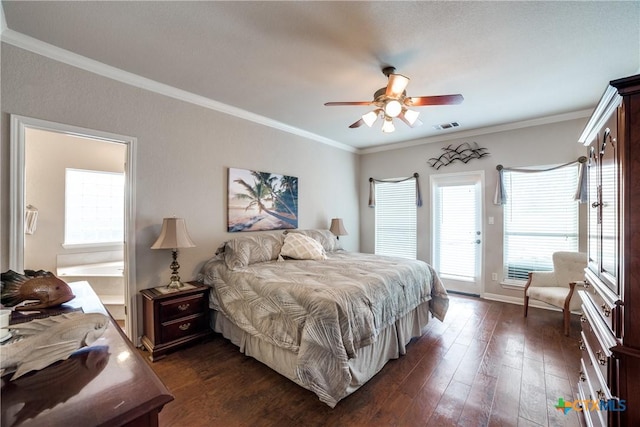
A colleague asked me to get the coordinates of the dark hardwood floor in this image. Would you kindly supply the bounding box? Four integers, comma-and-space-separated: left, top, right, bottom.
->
141, 294, 585, 427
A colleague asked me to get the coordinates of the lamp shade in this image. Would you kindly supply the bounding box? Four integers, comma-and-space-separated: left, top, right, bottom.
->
329, 218, 348, 236
151, 218, 196, 249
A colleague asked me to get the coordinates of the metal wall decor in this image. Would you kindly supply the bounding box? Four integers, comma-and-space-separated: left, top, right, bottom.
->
428, 142, 489, 169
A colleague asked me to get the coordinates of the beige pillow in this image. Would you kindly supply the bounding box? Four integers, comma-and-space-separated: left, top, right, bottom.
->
223, 233, 285, 270
280, 233, 327, 260
287, 229, 342, 252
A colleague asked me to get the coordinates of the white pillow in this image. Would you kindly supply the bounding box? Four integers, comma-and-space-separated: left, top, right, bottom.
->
280, 233, 327, 260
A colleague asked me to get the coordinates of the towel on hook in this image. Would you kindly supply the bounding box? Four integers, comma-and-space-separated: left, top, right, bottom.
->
25, 205, 38, 235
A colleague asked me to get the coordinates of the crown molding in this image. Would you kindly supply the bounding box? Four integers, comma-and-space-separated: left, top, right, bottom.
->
1, 27, 592, 157
0, 3, 7, 35
1, 28, 357, 153
358, 109, 593, 155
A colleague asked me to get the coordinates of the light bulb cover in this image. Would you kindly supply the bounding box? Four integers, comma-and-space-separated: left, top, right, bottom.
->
403, 109, 420, 125
382, 118, 395, 133
362, 110, 378, 127
384, 100, 402, 118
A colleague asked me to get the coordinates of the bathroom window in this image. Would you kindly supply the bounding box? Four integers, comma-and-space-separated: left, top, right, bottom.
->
64, 169, 124, 247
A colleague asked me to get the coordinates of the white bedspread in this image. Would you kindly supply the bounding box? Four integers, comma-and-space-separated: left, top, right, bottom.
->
198, 251, 448, 407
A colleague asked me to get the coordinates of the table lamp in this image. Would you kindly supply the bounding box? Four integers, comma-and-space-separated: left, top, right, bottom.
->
329, 218, 348, 240
151, 217, 196, 289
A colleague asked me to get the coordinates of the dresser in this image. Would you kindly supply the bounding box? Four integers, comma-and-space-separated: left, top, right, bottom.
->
1, 281, 174, 427
140, 282, 212, 361
577, 74, 640, 426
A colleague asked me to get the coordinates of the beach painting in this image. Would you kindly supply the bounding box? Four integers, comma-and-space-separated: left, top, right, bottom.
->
228, 167, 298, 232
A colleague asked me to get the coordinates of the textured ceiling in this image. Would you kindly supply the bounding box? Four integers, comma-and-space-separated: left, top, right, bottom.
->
2, 1, 639, 151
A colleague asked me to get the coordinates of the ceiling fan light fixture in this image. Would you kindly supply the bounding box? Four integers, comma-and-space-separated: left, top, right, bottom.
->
403, 108, 420, 125
382, 118, 395, 133
362, 110, 378, 127
386, 73, 410, 97
384, 99, 402, 118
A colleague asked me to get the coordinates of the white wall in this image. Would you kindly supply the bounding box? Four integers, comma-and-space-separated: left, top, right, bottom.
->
359, 118, 588, 301
0, 42, 594, 321
0, 44, 359, 313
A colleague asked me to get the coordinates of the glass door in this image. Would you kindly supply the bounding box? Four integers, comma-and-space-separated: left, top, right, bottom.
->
431, 172, 483, 295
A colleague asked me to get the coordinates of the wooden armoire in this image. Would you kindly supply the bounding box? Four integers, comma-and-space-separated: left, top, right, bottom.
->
577, 74, 640, 426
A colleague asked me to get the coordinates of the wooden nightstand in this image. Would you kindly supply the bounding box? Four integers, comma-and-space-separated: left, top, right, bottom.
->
140, 282, 212, 361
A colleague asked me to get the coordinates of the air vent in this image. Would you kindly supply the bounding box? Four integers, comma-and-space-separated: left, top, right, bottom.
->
433, 122, 460, 130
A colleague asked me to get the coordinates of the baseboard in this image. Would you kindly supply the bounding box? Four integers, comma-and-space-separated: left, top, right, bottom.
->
481, 292, 580, 314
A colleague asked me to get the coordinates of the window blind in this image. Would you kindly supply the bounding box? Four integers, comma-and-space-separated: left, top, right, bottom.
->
375, 179, 417, 260
503, 165, 579, 282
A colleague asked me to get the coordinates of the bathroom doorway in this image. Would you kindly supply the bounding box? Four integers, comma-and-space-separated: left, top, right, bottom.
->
10, 115, 138, 340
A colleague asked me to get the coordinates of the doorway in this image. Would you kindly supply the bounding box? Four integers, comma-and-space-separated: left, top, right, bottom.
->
10, 115, 138, 340
431, 171, 484, 296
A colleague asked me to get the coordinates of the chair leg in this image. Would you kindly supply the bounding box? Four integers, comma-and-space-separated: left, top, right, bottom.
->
524, 295, 529, 317
563, 309, 570, 336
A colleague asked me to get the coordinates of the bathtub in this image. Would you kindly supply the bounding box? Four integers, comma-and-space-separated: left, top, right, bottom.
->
57, 261, 124, 277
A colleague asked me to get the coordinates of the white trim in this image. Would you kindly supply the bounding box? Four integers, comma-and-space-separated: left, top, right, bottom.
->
577, 85, 621, 145
1, 29, 356, 154
482, 292, 582, 315
359, 109, 593, 154
430, 170, 485, 296
1, 28, 594, 156
0, 3, 7, 34
9, 115, 139, 342
481, 292, 561, 311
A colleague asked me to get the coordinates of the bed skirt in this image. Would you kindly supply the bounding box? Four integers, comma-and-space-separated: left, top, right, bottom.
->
210, 300, 432, 406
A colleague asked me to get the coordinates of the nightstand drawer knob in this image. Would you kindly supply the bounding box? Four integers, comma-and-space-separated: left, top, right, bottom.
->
601, 304, 611, 317
178, 303, 190, 311
179, 322, 191, 331
580, 316, 587, 323
579, 339, 586, 351
596, 350, 607, 365
579, 371, 586, 382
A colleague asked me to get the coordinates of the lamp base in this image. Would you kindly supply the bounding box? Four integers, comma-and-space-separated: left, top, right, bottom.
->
166, 279, 184, 290
165, 250, 183, 289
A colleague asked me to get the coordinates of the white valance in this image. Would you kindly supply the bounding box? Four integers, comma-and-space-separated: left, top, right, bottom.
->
493, 156, 587, 205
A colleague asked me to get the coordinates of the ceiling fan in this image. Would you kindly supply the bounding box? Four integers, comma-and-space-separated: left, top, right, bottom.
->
325, 66, 464, 133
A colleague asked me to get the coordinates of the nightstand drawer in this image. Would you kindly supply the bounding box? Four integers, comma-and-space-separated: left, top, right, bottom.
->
159, 293, 207, 321
161, 313, 208, 343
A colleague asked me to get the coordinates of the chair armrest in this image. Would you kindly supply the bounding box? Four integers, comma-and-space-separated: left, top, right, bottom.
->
527, 271, 557, 287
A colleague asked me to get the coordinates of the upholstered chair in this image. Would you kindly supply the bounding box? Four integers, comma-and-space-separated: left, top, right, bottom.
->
523, 251, 588, 336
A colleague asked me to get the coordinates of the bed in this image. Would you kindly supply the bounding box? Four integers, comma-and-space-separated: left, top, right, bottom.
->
197, 229, 449, 407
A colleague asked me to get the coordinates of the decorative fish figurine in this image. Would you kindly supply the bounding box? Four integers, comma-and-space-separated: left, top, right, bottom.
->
1, 270, 75, 309
0, 312, 109, 380
1, 345, 110, 426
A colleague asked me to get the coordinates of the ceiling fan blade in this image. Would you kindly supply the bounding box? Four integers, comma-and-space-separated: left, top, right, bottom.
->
325, 101, 372, 106
406, 94, 464, 106
349, 118, 365, 128
398, 112, 423, 128
386, 74, 410, 98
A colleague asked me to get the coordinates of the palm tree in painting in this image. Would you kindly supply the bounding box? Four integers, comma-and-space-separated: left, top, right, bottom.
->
233, 172, 298, 228
233, 179, 272, 214
250, 171, 298, 219
279, 175, 298, 213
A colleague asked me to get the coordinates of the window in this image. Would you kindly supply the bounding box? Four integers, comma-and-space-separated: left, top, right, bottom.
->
65, 169, 124, 246
375, 179, 417, 259
502, 165, 579, 282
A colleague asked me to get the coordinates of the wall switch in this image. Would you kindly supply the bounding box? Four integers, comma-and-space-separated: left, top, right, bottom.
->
491, 273, 498, 281
488, 216, 494, 225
